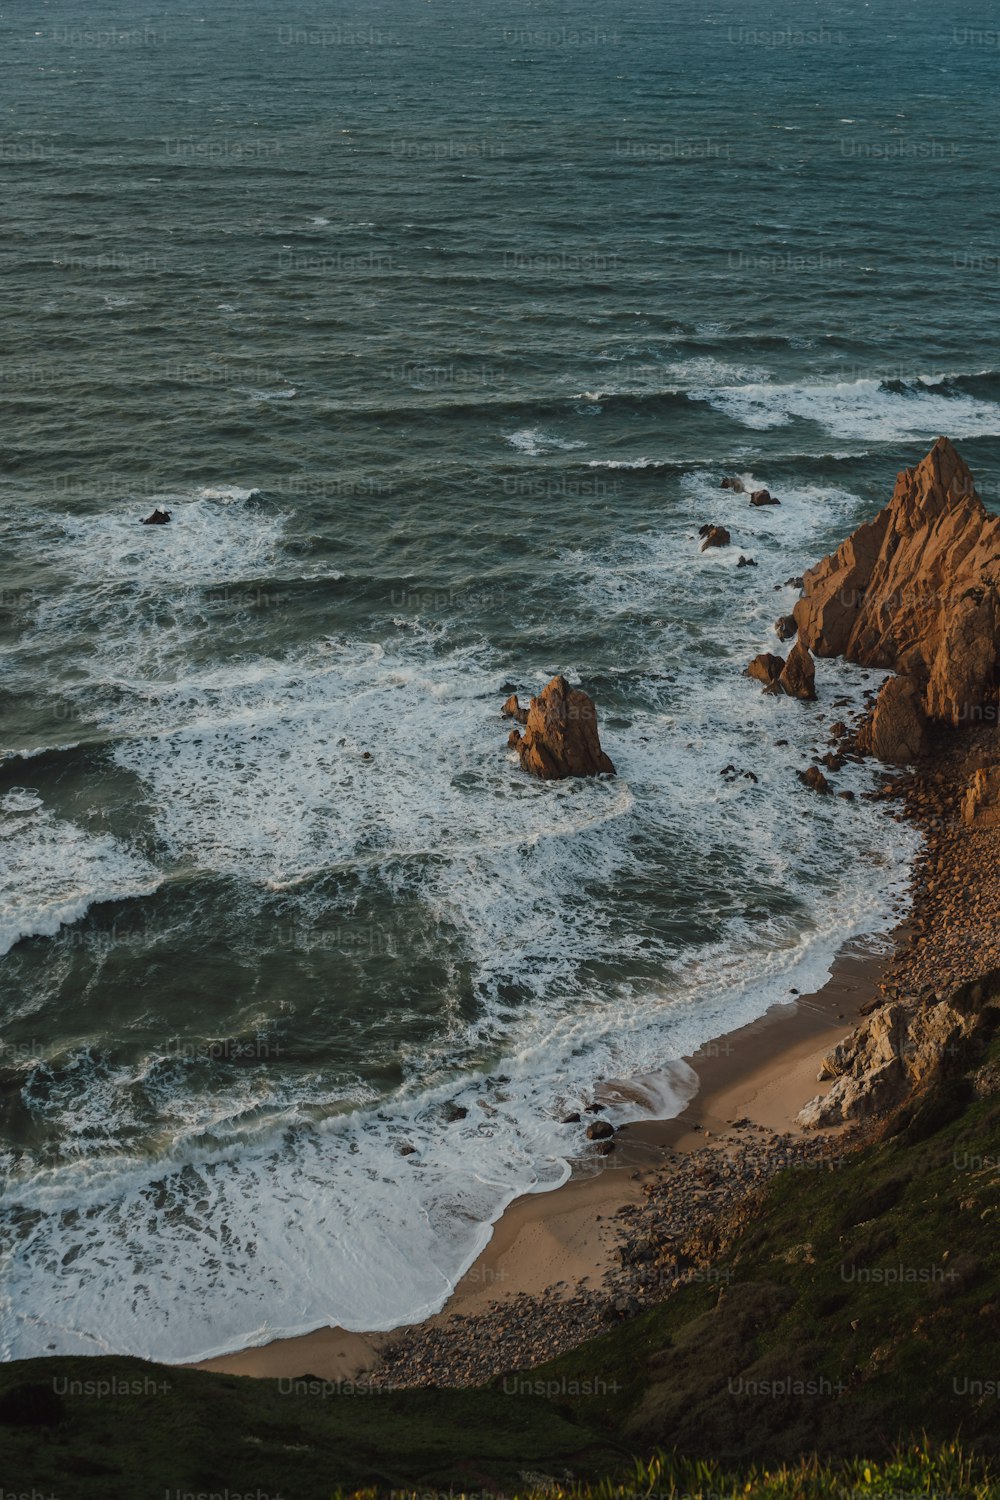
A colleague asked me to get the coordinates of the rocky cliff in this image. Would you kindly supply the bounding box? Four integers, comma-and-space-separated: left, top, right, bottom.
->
794, 437, 1000, 728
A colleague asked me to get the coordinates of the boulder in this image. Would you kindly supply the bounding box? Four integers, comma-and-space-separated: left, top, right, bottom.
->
775, 614, 798, 641
501, 693, 529, 725
855, 675, 928, 764
721, 476, 745, 493
507, 675, 615, 780
586, 1119, 615, 1140
745, 652, 784, 688
778, 639, 817, 700
736, 555, 757, 568
793, 437, 1000, 728
142, 507, 171, 525
750, 488, 779, 506
699, 525, 730, 551
962, 765, 1000, 829
798, 766, 831, 795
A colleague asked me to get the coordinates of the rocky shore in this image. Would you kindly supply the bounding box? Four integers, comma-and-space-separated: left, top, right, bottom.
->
356, 436, 1000, 1391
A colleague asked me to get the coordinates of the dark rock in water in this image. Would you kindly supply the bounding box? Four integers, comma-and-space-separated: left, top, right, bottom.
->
699, 524, 730, 551
798, 766, 832, 795
829, 719, 849, 738
142, 507, 171, 525
746, 652, 785, 688
721, 476, 745, 493
778, 639, 817, 701
586, 1119, 615, 1140
561, 1112, 581, 1124
775, 614, 798, 641
595, 1139, 616, 1155
444, 1103, 468, 1123
501, 693, 529, 725
821, 751, 846, 772
584, 1102, 606, 1113
838, 790, 856, 802
785, 575, 804, 588
507, 674, 615, 780
398, 1144, 417, 1156
750, 488, 780, 506
506, 728, 522, 749
737, 555, 757, 568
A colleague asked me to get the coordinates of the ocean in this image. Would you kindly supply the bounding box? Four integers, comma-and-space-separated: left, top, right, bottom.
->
1, 0, 998, 1362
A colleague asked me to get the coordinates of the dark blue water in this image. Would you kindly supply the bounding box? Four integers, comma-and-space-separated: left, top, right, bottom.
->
0, 0, 996, 1360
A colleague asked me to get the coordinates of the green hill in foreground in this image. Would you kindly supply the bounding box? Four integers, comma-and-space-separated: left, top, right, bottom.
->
3, 997, 999, 1499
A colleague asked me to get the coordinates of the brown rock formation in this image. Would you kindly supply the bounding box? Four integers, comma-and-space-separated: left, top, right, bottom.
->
775, 614, 798, 641
794, 437, 1000, 727
720, 476, 745, 493
798, 974, 998, 1129
501, 693, 529, 725
699, 525, 730, 551
750, 488, 779, 507
778, 639, 816, 701
962, 765, 1000, 829
855, 675, 929, 764
798, 766, 831, 795
507, 675, 615, 780
746, 652, 784, 688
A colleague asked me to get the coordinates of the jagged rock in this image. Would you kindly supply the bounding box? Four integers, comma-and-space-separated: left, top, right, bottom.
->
721, 476, 745, 493
142, 507, 171, 525
737, 555, 757, 568
750, 489, 779, 507
829, 720, 848, 738
507, 675, 615, 781
798, 766, 831, 795
855, 675, 929, 764
794, 438, 1000, 729
798, 982, 994, 1129
501, 693, 529, 725
699, 525, 730, 551
746, 653, 784, 688
962, 765, 1000, 829
778, 639, 817, 701
775, 614, 798, 641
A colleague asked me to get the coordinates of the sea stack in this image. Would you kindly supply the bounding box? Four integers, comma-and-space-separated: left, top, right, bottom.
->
504, 675, 615, 780
794, 437, 1000, 728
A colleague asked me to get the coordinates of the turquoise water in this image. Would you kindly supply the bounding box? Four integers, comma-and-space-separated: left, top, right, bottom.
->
0, 0, 997, 1360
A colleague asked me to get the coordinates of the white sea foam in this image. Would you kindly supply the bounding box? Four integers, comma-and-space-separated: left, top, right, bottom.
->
505, 428, 586, 455
690, 374, 1000, 441
0, 789, 160, 956
0, 467, 919, 1363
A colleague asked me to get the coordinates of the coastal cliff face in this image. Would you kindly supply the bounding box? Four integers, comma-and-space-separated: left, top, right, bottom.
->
794, 437, 1000, 728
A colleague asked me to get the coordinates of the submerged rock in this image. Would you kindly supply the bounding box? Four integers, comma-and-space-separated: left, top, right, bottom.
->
721, 476, 745, 493
699, 524, 731, 551
506, 674, 615, 780
750, 488, 779, 507
142, 507, 171, 525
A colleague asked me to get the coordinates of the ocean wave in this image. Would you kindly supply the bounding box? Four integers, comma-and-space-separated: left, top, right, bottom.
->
0, 789, 161, 956
689, 374, 1000, 441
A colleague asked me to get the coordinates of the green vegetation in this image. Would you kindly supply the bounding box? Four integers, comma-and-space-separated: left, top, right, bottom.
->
3, 1035, 999, 1498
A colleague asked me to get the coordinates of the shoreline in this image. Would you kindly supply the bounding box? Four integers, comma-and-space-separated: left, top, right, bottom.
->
195, 930, 886, 1383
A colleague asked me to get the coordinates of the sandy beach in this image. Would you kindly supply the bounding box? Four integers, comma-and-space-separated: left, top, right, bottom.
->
196, 932, 883, 1383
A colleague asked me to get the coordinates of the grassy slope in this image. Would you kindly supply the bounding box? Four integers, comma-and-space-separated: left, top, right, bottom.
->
3, 1032, 999, 1496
